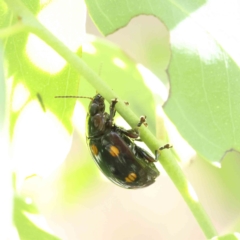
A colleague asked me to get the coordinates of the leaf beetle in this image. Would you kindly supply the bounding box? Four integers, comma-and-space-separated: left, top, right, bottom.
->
55, 93, 171, 189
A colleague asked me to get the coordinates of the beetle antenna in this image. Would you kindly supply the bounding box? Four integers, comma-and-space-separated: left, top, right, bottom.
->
55, 96, 93, 100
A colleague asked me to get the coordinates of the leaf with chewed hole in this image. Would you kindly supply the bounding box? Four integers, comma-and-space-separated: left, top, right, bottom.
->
80, 36, 158, 133
86, 0, 240, 164
7, 0, 86, 182
7, 0, 86, 136
14, 195, 60, 240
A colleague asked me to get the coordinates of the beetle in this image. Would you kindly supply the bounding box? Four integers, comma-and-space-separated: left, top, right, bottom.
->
55, 93, 171, 189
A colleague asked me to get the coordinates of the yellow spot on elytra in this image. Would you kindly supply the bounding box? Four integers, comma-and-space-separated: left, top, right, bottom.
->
109, 146, 119, 157
125, 177, 131, 182
91, 144, 98, 155
125, 172, 137, 182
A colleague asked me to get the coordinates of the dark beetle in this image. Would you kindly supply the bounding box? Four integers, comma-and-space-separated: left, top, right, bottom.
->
86, 94, 171, 189
55, 93, 171, 189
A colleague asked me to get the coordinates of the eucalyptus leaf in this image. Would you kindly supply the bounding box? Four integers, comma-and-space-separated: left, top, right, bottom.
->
4, 0, 84, 136
86, 0, 240, 164
6, 0, 86, 181
14, 195, 60, 240
211, 233, 240, 240
81, 36, 156, 132
85, 0, 206, 35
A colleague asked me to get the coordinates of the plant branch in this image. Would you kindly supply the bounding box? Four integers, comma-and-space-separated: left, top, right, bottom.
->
0, 38, 14, 239
4, 0, 217, 238
0, 22, 26, 39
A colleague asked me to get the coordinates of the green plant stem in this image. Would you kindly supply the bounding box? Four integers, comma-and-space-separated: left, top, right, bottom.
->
4, 0, 217, 238
0, 22, 26, 39
0, 39, 13, 239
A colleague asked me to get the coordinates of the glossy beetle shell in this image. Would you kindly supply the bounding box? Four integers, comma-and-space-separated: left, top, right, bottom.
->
86, 94, 160, 189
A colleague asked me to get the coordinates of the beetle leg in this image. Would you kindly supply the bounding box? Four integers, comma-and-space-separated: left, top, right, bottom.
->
137, 115, 148, 127
134, 145, 156, 162
155, 144, 173, 160
123, 115, 148, 138
120, 127, 139, 138
159, 144, 172, 151
109, 98, 118, 124
114, 115, 148, 139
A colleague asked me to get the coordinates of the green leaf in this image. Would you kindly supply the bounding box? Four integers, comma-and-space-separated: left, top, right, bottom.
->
3, 1, 218, 237
14, 195, 60, 240
6, 32, 80, 136
211, 233, 240, 240
0, 0, 40, 28
165, 2, 240, 163
0, 1, 8, 27
61, 155, 100, 203
5, 0, 84, 136
85, 0, 206, 35
5, 0, 86, 180
86, 1, 240, 164
81, 36, 157, 133
0, 40, 5, 128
